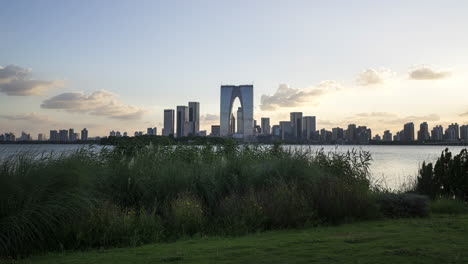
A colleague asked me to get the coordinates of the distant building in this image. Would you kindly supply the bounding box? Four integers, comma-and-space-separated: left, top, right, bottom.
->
320, 128, 332, 142
188, 102, 200, 136
403, 122, 415, 142
261, 118, 271, 135
272, 125, 281, 137
237, 107, 244, 134
431, 125, 443, 141
38, 133, 45, 141
280, 121, 292, 140
81, 128, 88, 141
417, 122, 430, 141
199, 130, 207, 137
332, 127, 344, 141
230, 113, 236, 134
163, 109, 175, 136
50, 130, 59, 141
123, 132, 128, 137
460, 125, 468, 142
446, 123, 460, 140
0, 134, 4, 141
59, 129, 69, 142
211, 125, 220, 137
302, 116, 316, 140
383, 130, 392, 142
346, 124, 357, 142
147, 127, 157, 136
290, 112, 303, 139
4, 133, 16, 142
69, 128, 75, 141
18, 131, 32, 141
176, 106, 189, 137
134, 131, 143, 137
109, 130, 116, 137
373, 134, 381, 141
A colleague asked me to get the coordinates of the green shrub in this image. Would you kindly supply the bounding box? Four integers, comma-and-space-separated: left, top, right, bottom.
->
431, 199, 468, 214
376, 193, 430, 218
168, 193, 205, 236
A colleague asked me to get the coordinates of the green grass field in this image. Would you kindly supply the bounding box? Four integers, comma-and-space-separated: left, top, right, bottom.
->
19, 214, 468, 264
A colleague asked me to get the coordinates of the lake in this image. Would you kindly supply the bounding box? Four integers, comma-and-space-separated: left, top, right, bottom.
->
0, 144, 465, 190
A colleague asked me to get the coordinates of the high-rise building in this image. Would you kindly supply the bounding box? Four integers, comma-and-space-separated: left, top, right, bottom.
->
302, 116, 316, 140
50, 130, 59, 141
403, 122, 415, 142
383, 130, 392, 142
236, 107, 243, 134
373, 134, 381, 141
59, 129, 69, 142
81, 128, 88, 141
211, 125, 220, 136
261, 118, 270, 135
109, 130, 116, 137
188, 102, 200, 136
417, 122, 430, 141
38, 133, 45, 141
346, 124, 357, 142
19, 132, 32, 141
69, 128, 75, 141
447, 123, 460, 140
279, 121, 292, 140
272, 125, 281, 137
220, 85, 254, 139
163, 109, 175, 136
147, 127, 157, 136
4, 133, 15, 142
230, 113, 236, 134
460, 125, 468, 142
332, 127, 344, 141
176, 106, 189, 137
431, 125, 443, 141
290, 112, 303, 139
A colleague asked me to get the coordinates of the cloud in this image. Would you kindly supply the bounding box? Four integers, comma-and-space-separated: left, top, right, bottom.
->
356, 68, 394, 86
0, 112, 51, 122
41, 90, 147, 120
260, 82, 339, 111
348, 112, 440, 125
0, 65, 63, 96
408, 66, 451, 80
202, 114, 219, 121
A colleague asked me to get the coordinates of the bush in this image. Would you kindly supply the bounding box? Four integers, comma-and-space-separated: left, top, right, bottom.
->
376, 193, 430, 218
431, 199, 468, 214
415, 149, 468, 201
0, 143, 384, 258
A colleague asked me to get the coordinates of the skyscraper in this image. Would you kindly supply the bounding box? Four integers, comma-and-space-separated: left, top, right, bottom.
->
261, 118, 270, 135
403, 122, 415, 142
69, 128, 75, 141
59, 129, 69, 142
383, 130, 392, 142
279, 121, 292, 140
290, 112, 303, 139
50, 130, 59, 141
346, 124, 357, 142
188, 102, 200, 136
431, 125, 443, 141
302, 116, 316, 140
81, 128, 88, 141
163, 109, 175, 136
220, 85, 254, 139
176, 106, 188, 137
460, 125, 468, 142
236, 107, 243, 134
332, 127, 344, 141
417, 122, 430, 141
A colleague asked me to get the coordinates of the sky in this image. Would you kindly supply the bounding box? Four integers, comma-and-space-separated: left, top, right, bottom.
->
1, 0, 468, 138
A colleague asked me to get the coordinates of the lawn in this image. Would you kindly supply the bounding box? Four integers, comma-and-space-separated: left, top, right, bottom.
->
19, 214, 468, 264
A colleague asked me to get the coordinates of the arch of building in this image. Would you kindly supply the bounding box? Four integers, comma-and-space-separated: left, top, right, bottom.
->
220, 85, 254, 139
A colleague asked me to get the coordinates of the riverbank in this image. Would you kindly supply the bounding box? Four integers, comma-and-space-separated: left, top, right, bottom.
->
17, 214, 468, 264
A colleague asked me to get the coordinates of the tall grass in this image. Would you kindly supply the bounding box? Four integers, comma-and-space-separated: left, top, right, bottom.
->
0, 143, 381, 258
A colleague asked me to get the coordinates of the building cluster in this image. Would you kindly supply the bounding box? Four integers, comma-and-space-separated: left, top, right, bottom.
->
0, 128, 90, 142
372, 122, 468, 143
2, 85, 468, 144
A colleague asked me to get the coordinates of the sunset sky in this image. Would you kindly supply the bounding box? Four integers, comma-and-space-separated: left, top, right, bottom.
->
1, 0, 468, 138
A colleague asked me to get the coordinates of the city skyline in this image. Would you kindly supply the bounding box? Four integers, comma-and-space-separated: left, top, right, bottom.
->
2, 1, 468, 137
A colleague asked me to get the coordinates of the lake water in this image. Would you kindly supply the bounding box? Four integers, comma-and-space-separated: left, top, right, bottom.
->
0, 144, 465, 190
